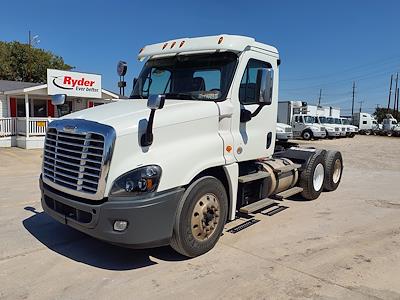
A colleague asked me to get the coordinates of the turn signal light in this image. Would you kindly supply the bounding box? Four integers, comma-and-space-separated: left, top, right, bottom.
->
170, 41, 176, 48
218, 37, 224, 44
179, 41, 185, 48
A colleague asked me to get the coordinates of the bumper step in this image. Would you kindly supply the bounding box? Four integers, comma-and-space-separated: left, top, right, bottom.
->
238, 171, 270, 183
239, 198, 276, 214
273, 186, 304, 200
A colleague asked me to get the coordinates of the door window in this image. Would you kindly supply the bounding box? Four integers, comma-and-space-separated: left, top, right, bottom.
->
239, 59, 273, 105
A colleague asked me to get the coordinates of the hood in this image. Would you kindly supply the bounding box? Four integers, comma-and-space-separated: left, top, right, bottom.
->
62, 99, 219, 136
276, 123, 291, 130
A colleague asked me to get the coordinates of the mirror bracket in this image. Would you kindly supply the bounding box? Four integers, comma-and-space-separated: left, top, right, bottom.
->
141, 94, 166, 147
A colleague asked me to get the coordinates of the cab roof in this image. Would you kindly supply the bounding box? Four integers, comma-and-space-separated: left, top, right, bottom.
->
137, 34, 279, 61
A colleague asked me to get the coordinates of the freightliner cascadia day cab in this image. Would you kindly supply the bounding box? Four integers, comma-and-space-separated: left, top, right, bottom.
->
40, 35, 343, 257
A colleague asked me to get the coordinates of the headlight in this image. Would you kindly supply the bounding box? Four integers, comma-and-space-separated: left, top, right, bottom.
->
276, 128, 284, 133
110, 165, 162, 197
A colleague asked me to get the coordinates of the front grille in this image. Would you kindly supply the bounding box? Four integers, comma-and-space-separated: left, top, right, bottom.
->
284, 127, 292, 132
320, 127, 325, 131
43, 128, 104, 195
335, 128, 339, 131
342, 128, 345, 131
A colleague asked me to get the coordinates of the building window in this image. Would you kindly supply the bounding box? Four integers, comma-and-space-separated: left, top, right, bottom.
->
16, 99, 26, 117
33, 100, 47, 117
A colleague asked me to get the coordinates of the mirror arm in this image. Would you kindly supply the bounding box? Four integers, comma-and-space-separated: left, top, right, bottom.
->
141, 109, 156, 147
251, 103, 266, 118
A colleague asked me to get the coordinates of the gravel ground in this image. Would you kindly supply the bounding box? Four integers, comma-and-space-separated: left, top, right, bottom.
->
0, 135, 400, 300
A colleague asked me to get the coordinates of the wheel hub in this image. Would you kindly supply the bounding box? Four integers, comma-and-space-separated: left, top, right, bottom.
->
313, 163, 324, 191
332, 159, 342, 184
191, 193, 220, 241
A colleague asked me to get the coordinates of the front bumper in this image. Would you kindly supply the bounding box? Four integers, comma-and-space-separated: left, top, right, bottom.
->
276, 132, 293, 140
313, 131, 326, 138
40, 177, 184, 248
327, 130, 341, 137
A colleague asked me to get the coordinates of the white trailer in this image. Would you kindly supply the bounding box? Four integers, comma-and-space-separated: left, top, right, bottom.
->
40, 35, 343, 257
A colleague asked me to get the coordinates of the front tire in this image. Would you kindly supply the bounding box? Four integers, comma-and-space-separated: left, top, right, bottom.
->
302, 130, 313, 141
170, 176, 228, 257
299, 152, 325, 200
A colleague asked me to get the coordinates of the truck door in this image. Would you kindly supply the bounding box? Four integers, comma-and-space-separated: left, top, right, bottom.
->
231, 52, 278, 161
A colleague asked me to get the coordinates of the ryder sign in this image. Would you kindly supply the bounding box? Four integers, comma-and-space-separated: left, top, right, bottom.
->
47, 69, 102, 98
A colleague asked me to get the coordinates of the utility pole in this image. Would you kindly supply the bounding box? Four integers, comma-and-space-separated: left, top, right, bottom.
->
358, 100, 364, 113
394, 73, 398, 112
397, 87, 399, 114
388, 74, 393, 111
318, 89, 322, 106
351, 81, 355, 116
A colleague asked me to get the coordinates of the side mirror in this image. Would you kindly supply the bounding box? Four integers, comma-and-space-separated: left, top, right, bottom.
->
255, 68, 273, 105
147, 94, 166, 110
51, 94, 66, 106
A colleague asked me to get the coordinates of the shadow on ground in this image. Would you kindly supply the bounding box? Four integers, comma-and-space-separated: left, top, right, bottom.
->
22, 206, 187, 271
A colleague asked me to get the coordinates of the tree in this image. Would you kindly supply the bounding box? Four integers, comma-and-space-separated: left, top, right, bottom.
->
0, 41, 72, 83
373, 107, 399, 123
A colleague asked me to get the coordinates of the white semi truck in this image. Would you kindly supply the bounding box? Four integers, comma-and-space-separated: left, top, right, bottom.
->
382, 114, 400, 136
40, 35, 343, 257
352, 112, 380, 135
278, 101, 326, 140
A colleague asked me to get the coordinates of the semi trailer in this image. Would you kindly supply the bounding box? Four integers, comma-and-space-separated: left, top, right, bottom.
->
40, 35, 343, 257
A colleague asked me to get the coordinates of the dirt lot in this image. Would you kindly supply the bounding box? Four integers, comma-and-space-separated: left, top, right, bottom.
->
1, 135, 400, 300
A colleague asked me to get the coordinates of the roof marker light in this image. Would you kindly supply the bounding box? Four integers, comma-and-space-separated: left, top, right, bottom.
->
139, 47, 144, 54
218, 37, 224, 44
179, 41, 185, 48
170, 41, 176, 49
162, 43, 168, 50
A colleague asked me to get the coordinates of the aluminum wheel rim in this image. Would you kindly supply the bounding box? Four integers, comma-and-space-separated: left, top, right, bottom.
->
313, 163, 324, 191
191, 193, 220, 242
332, 159, 342, 184
304, 132, 311, 139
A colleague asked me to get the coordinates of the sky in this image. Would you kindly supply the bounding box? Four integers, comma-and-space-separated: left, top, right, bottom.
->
1, 0, 400, 114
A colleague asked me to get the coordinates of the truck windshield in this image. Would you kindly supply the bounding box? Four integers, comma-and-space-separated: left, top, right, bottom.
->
304, 116, 317, 123
326, 117, 335, 124
130, 52, 238, 101
342, 119, 350, 125
319, 116, 327, 123
334, 118, 342, 124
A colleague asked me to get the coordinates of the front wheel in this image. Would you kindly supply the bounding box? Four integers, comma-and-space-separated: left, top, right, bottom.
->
302, 130, 313, 141
170, 176, 228, 257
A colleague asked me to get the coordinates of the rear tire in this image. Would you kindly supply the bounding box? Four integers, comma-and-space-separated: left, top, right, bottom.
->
170, 176, 228, 257
302, 130, 313, 141
323, 150, 343, 192
299, 152, 325, 200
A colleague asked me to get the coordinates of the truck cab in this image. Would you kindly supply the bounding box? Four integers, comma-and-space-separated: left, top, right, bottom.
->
382, 114, 400, 136
276, 122, 293, 141
317, 116, 341, 138
291, 114, 326, 140
40, 35, 343, 257
340, 117, 357, 138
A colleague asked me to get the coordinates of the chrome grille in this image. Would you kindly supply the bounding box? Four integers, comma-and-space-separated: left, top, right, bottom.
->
284, 127, 292, 132
42, 119, 116, 200
320, 127, 325, 131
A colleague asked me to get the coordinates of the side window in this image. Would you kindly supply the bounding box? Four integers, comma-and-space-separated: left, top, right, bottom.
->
142, 68, 171, 97
294, 116, 298, 122
362, 121, 367, 124
239, 59, 273, 105
299, 116, 303, 123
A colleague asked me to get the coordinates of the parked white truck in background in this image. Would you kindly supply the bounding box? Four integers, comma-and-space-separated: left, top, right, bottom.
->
278, 101, 326, 140
382, 114, 400, 136
352, 112, 380, 135
317, 116, 341, 138
40, 35, 343, 257
340, 117, 357, 138
276, 123, 293, 141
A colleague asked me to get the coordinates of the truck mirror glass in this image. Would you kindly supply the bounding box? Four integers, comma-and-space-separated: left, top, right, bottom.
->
256, 68, 273, 105
51, 94, 66, 106
147, 94, 166, 110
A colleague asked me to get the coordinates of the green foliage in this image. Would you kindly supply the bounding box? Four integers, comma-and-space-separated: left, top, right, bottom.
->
373, 107, 400, 122
0, 41, 72, 83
